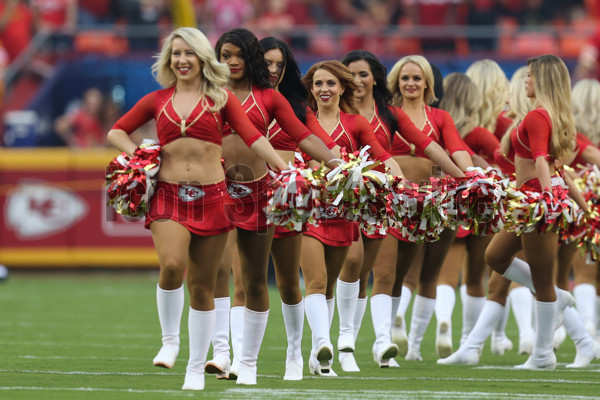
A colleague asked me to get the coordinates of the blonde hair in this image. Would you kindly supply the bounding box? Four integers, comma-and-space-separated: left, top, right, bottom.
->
387, 55, 437, 107
500, 66, 534, 154
151, 27, 229, 111
439, 73, 480, 138
465, 59, 509, 133
572, 78, 600, 145
528, 55, 576, 161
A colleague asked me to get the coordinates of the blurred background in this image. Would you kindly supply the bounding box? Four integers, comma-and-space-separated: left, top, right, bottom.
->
0, 0, 598, 270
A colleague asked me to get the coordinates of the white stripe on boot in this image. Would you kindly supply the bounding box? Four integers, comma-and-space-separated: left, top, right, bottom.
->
182, 308, 215, 390
153, 285, 184, 368
336, 279, 359, 352
438, 300, 504, 365
406, 295, 435, 361
509, 286, 535, 355
573, 283, 597, 337
237, 308, 269, 385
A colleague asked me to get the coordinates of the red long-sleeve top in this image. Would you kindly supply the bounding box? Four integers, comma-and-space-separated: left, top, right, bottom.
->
494, 110, 513, 140
510, 108, 553, 161
389, 105, 470, 157
464, 126, 500, 162
267, 107, 336, 151
368, 105, 433, 152
571, 132, 596, 169
329, 111, 391, 161
112, 87, 261, 147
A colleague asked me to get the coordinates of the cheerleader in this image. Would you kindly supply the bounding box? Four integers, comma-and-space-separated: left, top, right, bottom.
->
338, 50, 464, 370
433, 72, 500, 358
300, 60, 403, 376
106, 27, 286, 390
382, 55, 474, 362
206, 28, 337, 385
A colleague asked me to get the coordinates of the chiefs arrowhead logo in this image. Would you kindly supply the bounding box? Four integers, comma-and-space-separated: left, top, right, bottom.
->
178, 185, 205, 202
6, 183, 88, 239
227, 182, 252, 199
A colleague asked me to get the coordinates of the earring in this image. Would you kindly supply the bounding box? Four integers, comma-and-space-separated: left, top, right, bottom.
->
373, 81, 377, 86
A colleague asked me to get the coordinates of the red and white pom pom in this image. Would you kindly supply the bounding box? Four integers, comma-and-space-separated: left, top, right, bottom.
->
504, 175, 575, 235
324, 146, 391, 234
451, 167, 508, 236
105, 140, 161, 217
578, 205, 600, 263
388, 177, 448, 243
266, 163, 325, 231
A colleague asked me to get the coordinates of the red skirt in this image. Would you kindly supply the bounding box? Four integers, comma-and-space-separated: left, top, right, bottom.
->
304, 217, 359, 247
145, 181, 233, 236
224, 174, 272, 232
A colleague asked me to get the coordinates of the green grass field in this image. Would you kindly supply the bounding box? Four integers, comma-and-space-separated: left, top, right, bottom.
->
1, 271, 599, 400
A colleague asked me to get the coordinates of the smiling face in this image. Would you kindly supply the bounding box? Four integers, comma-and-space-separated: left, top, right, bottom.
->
219, 42, 246, 81
347, 59, 374, 100
398, 62, 426, 102
170, 37, 202, 83
264, 48, 285, 88
311, 68, 343, 111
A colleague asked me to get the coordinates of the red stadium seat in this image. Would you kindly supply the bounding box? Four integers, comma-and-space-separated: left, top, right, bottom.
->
74, 31, 129, 56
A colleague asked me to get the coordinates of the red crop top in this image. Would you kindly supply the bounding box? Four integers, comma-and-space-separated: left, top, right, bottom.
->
112, 87, 261, 148
464, 126, 500, 161
328, 111, 391, 161
368, 105, 433, 152
389, 105, 468, 158
510, 108, 552, 161
222, 85, 313, 145
267, 107, 336, 151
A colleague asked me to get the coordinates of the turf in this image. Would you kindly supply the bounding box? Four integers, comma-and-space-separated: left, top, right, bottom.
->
0, 271, 599, 400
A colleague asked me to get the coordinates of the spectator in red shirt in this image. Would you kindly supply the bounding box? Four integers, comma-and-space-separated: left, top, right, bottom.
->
54, 87, 108, 148
0, 0, 33, 63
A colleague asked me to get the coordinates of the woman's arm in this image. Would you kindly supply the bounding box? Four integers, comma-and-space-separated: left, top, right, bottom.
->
422, 141, 465, 178
563, 169, 589, 212
297, 135, 340, 168
534, 156, 553, 190
108, 129, 138, 155
250, 136, 288, 172
451, 150, 474, 171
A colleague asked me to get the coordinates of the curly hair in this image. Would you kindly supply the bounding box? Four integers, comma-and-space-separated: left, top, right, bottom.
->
465, 59, 509, 133
215, 28, 271, 89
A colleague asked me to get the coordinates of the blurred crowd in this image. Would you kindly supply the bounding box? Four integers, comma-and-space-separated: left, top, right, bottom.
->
0, 0, 597, 148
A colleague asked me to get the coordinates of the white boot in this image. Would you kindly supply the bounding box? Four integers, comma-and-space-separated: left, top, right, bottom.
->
336, 279, 359, 352
460, 290, 485, 347
153, 285, 183, 368
354, 296, 368, 341
438, 300, 504, 365
491, 296, 513, 355
306, 294, 334, 376
237, 308, 269, 385
205, 297, 231, 379
392, 286, 411, 357
515, 301, 557, 370
405, 295, 435, 361
573, 283, 597, 337
509, 286, 535, 355
182, 308, 215, 390
282, 299, 304, 381
229, 306, 244, 380
371, 294, 399, 367
435, 285, 455, 358
563, 306, 600, 368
